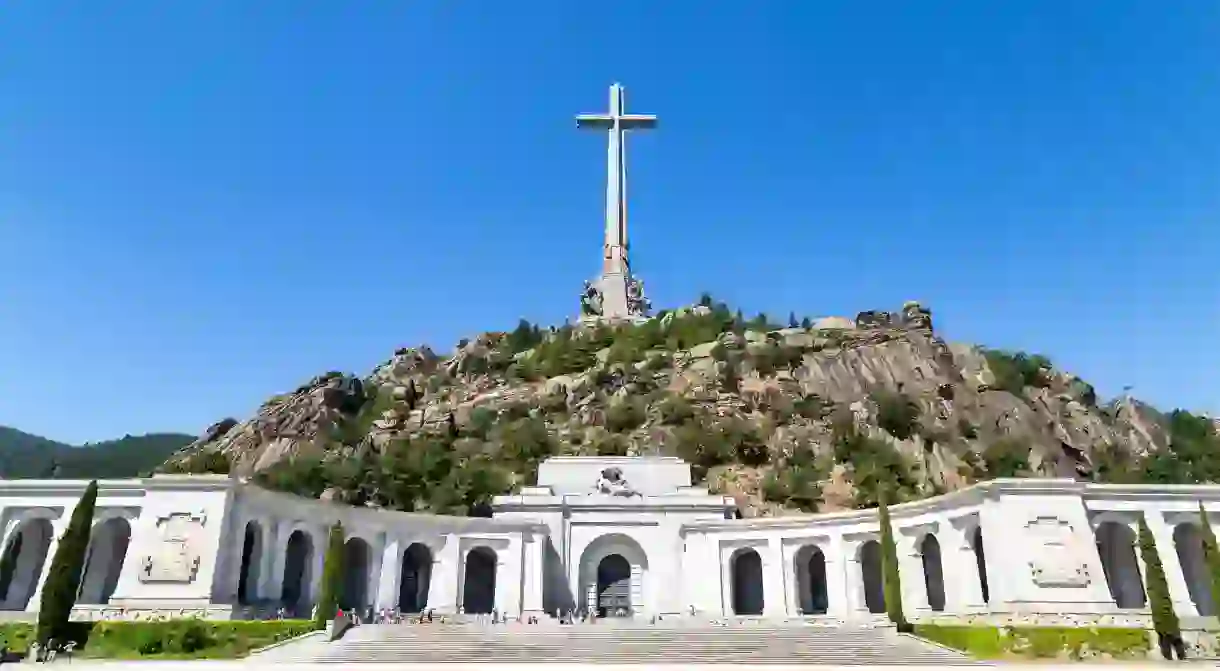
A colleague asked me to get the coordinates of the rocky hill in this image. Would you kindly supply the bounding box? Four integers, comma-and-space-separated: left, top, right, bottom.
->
160, 298, 1220, 516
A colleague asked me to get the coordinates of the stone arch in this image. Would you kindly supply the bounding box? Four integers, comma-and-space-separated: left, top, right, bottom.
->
794, 545, 829, 615
399, 542, 432, 613
340, 536, 372, 611
919, 533, 946, 612
595, 554, 632, 617
970, 526, 990, 603
859, 540, 885, 614
730, 547, 765, 615
578, 533, 648, 618
237, 520, 264, 604
1095, 521, 1145, 609
0, 517, 53, 610
1174, 522, 1214, 616
462, 546, 497, 614
280, 529, 314, 612
78, 517, 132, 604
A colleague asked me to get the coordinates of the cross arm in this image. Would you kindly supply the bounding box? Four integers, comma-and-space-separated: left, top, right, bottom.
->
576, 115, 613, 129
576, 114, 659, 130
619, 115, 657, 130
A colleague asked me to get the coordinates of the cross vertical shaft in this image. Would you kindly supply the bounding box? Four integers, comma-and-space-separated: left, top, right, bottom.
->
576, 83, 657, 320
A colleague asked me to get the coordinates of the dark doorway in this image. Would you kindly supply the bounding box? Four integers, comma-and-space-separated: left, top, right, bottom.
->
596, 554, 632, 617
731, 548, 765, 615
920, 534, 946, 612
280, 530, 313, 612
795, 545, 829, 615
860, 540, 885, 614
340, 538, 371, 611
971, 527, 990, 604
237, 522, 263, 604
399, 543, 432, 613
462, 546, 497, 614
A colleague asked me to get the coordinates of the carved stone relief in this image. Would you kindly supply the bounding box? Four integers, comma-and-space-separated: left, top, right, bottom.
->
139, 511, 207, 584
1025, 516, 1090, 588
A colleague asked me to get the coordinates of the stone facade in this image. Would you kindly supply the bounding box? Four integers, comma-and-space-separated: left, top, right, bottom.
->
0, 458, 1218, 628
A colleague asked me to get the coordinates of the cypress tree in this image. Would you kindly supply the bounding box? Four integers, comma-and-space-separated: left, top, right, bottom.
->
1137, 516, 1180, 653
36, 480, 98, 645
313, 522, 346, 631
877, 488, 910, 631
1198, 504, 1220, 617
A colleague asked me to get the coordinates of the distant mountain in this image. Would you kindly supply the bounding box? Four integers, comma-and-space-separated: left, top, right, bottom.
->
0, 427, 194, 480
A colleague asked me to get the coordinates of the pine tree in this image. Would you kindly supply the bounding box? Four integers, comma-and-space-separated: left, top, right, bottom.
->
788, 312, 799, 328
877, 488, 910, 631
36, 481, 98, 645
801, 316, 812, 329
313, 522, 346, 631
1137, 516, 1180, 640
1198, 504, 1220, 617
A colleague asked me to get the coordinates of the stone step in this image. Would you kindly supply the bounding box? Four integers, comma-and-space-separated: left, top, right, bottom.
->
258, 623, 979, 665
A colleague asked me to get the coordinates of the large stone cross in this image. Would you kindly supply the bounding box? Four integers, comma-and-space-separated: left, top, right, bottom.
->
577, 83, 656, 320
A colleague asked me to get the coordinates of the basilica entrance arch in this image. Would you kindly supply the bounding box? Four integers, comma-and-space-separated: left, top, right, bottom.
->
577, 533, 648, 618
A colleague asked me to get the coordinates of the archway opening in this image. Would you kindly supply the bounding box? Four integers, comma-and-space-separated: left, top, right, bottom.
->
1174, 523, 1215, 616
237, 521, 263, 605
577, 533, 649, 619
463, 546, 497, 614
596, 553, 632, 617
78, 517, 132, 604
0, 518, 53, 610
399, 543, 432, 613
340, 537, 371, 611
730, 547, 765, 615
794, 545, 828, 615
920, 534, 946, 612
971, 527, 990, 604
860, 540, 885, 614
1096, 521, 1146, 609
280, 530, 313, 613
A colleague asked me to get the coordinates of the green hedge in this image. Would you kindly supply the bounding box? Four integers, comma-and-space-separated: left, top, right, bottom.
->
0, 620, 314, 659
914, 625, 1150, 660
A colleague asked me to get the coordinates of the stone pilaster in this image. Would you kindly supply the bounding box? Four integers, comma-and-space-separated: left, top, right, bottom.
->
1145, 509, 1198, 617
375, 537, 401, 611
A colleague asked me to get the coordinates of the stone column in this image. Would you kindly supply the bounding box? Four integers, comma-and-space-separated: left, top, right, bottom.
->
897, 533, 928, 614
364, 532, 385, 612
825, 535, 851, 618
1145, 510, 1198, 617
943, 519, 987, 614
260, 520, 286, 603
427, 534, 460, 614
762, 537, 786, 617
307, 523, 326, 610
497, 535, 523, 617
375, 537, 401, 611
522, 533, 545, 616
839, 538, 871, 618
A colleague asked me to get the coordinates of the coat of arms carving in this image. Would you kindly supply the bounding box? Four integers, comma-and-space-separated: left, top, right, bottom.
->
139, 511, 206, 584
1025, 516, 1090, 588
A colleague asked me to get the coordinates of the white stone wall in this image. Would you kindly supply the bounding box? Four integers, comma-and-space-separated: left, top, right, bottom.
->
0, 468, 1218, 627
684, 479, 1220, 625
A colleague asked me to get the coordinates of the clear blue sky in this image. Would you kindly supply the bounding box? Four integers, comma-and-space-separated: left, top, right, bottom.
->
1, 2, 1217, 444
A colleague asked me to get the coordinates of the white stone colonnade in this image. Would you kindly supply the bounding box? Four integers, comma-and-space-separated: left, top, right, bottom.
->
0, 472, 1217, 626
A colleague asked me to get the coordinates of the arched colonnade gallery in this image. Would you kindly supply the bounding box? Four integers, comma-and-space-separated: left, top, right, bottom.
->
0, 461, 1217, 624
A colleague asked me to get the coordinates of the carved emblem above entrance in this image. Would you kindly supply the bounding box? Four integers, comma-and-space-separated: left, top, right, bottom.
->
139, 511, 207, 584
1025, 516, 1090, 588
594, 467, 640, 498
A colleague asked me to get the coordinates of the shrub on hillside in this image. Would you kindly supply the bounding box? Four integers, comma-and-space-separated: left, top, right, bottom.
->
873, 391, 921, 440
